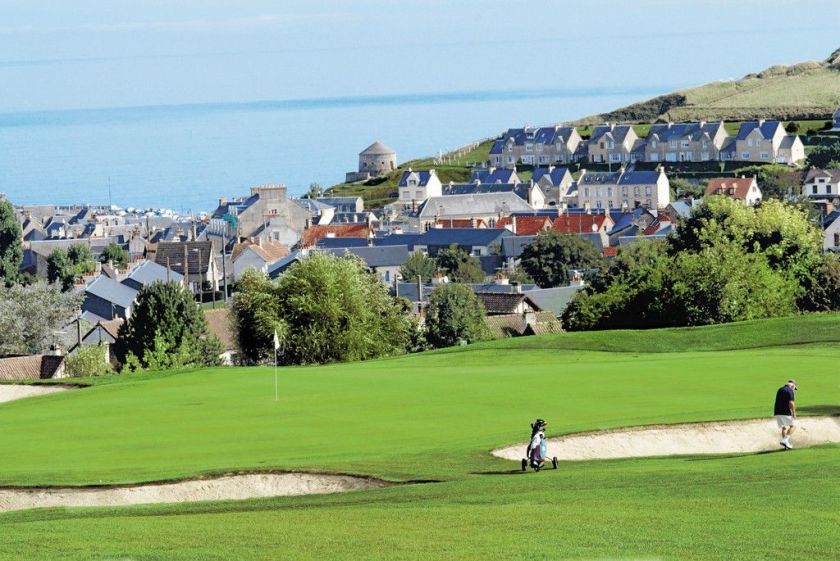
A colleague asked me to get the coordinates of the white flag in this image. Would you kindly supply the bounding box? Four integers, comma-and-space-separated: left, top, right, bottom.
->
273, 330, 280, 351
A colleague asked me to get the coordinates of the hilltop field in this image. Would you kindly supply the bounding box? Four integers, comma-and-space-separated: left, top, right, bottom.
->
1, 314, 839, 560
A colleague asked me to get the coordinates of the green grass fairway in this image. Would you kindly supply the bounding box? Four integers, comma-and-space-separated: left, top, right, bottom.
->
2, 315, 840, 560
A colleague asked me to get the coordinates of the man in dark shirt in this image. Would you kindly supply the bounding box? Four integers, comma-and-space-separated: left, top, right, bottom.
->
774, 379, 798, 449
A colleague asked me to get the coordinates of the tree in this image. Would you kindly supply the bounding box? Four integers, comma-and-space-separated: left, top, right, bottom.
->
669, 177, 705, 200
65, 344, 113, 377
0, 198, 22, 286
0, 281, 83, 356
115, 281, 221, 370
436, 244, 486, 283
798, 253, 840, 312
733, 165, 802, 200
232, 254, 413, 365
399, 252, 437, 283
306, 182, 322, 199
425, 283, 489, 348
785, 121, 800, 134
519, 231, 605, 288
48, 243, 96, 291
806, 142, 840, 169
100, 242, 129, 268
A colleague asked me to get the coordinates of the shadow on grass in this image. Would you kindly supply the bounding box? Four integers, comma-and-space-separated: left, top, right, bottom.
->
686, 449, 787, 461
472, 469, 529, 476
799, 404, 840, 416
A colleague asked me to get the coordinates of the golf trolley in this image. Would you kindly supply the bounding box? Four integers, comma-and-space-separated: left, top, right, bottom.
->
521, 418, 558, 472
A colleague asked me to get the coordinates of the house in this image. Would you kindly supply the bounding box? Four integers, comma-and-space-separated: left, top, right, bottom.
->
587, 124, 640, 164
489, 126, 582, 167
315, 196, 364, 214
411, 192, 533, 231
208, 184, 312, 247
577, 168, 670, 211
68, 318, 124, 366
526, 285, 587, 319
231, 240, 290, 279
300, 223, 372, 248
475, 293, 563, 338
121, 260, 183, 291
83, 275, 138, 322
734, 120, 804, 163
532, 166, 573, 206
0, 354, 66, 380
322, 245, 410, 284
267, 251, 306, 279
414, 227, 511, 257
204, 308, 237, 365
346, 141, 397, 182
552, 212, 614, 249
832, 107, 840, 131
645, 121, 729, 162
152, 240, 221, 294
802, 168, 840, 201
496, 215, 553, 236
665, 198, 702, 222
605, 208, 657, 244
470, 167, 521, 185
398, 169, 443, 205
442, 181, 545, 209
433, 218, 488, 228
705, 176, 762, 206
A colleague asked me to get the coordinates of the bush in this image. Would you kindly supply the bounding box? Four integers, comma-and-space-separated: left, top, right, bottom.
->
65, 344, 113, 377
425, 284, 489, 348
520, 231, 605, 288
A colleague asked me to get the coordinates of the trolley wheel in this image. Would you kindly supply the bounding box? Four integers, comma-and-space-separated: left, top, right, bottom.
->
533, 464, 541, 472
521, 458, 527, 472
552, 457, 558, 469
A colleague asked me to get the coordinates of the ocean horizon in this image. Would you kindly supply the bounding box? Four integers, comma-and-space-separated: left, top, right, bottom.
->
0, 85, 679, 213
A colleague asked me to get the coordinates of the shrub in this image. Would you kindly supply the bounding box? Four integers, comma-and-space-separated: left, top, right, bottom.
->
65, 344, 113, 377
425, 284, 489, 348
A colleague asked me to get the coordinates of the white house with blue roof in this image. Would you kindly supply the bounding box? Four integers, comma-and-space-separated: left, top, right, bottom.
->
578, 168, 670, 210
398, 169, 442, 206
734, 120, 804, 163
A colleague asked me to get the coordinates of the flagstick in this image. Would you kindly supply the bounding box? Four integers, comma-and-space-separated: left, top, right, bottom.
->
274, 345, 278, 402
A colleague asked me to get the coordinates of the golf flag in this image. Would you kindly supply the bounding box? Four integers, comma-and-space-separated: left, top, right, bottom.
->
273, 330, 280, 351
273, 330, 280, 402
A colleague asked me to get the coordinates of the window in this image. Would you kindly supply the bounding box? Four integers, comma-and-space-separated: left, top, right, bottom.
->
741, 152, 750, 160
702, 140, 708, 148
681, 140, 690, 148
606, 140, 614, 149
507, 156, 514, 164
747, 139, 753, 147
819, 178, 826, 183
760, 152, 769, 160
649, 153, 659, 162
415, 190, 423, 199
508, 145, 513, 153
608, 200, 613, 208
646, 199, 652, 208
607, 187, 613, 196
402, 189, 410, 199
645, 186, 652, 196
408, 180, 417, 186
610, 153, 621, 162
536, 144, 543, 153
525, 143, 533, 152
584, 187, 590, 197
669, 140, 677, 148
813, 185, 818, 195
835, 233, 840, 247
651, 140, 657, 148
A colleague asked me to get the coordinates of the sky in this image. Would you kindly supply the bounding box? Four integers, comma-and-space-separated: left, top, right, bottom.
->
1, 0, 839, 113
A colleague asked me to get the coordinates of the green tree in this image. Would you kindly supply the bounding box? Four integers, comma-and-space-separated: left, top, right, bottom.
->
435, 244, 486, 283
670, 177, 705, 200
399, 252, 438, 283
785, 121, 800, 134
48, 243, 96, 291
425, 283, 489, 348
65, 344, 113, 377
0, 281, 83, 355
798, 253, 840, 312
115, 281, 221, 370
232, 254, 413, 365
520, 231, 605, 288
0, 198, 22, 285
806, 142, 840, 169
100, 242, 129, 268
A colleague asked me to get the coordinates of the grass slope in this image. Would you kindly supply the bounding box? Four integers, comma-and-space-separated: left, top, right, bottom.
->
2, 314, 840, 560
581, 49, 840, 123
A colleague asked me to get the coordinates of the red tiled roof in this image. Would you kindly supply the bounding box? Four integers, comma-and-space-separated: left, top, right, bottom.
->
497, 216, 552, 235
704, 177, 756, 200
0, 355, 65, 380
551, 214, 611, 234
301, 224, 371, 247
232, 240, 290, 263
603, 247, 618, 258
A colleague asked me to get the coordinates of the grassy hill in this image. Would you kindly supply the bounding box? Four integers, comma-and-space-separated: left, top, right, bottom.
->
579, 48, 840, 124
2, 315, 840, 559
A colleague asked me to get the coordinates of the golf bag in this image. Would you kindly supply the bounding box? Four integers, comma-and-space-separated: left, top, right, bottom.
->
522, 418, 558, 472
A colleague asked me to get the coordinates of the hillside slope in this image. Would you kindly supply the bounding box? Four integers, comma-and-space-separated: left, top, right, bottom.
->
578, 47, 840, 124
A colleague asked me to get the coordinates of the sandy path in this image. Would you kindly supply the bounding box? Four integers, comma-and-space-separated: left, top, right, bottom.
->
0, 473, 388, 513
0, 384, 69, 404
493, 416, 840, 462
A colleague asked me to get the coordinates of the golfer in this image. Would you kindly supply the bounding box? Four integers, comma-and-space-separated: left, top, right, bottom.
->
774, 379, 798, 449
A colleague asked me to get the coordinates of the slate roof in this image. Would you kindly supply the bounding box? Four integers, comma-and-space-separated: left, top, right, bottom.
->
668, 199, 702, 219
399, 170, 435, 188
526, 286, 586, 318
779, 135, 799, 150
442, 182, 531, 202
489, 139, 505, 155
501, 235, 539, 258
123, 260, 183, 287
153, 241, 214, 275
590, 124, 634, 144
705, 177, 757, 200
315, 237, 370, 249
316, 197, 363, 211
607, 208, 654, 235
374, 233, 423, 250
580, 171, 622, 186
647, 121, 723, 142
416, 193, 533, 220
736, 120, 783, 140
532, 167, 570, 186
86, 275, 138, 309
416, 227, 510, 248
470, 168, 519, 184
617, 170, 662, 185
0, 354, 65, 380
267, 251, 305, 279
360, 141, 395, 155
322, 245, 410, 268
823, 210, 840, 228
804, 168, 840, 183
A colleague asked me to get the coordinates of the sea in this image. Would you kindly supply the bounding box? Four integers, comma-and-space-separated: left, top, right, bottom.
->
0, 87, 676, 213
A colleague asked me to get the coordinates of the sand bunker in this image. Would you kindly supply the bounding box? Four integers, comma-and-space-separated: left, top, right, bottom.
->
0, 473, 388, 513
0, 384, 69, 404
493, 416, 840, 462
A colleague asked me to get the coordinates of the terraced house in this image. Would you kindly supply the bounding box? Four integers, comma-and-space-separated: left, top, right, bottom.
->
645, 121, 728, 162
577, 168, 670, 210
734, 120, 804, 163
489, 126, 582, 167
587, 124, 642, 164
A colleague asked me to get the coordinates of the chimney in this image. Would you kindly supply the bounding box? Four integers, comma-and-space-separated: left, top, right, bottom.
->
219, 196, 227, 207
257, 237, 263, 248
495, 272, 509, 285
417, 276, 423, 303
512, 215, 517, 234
326, 232, 336, 238
471, 217, 477, 228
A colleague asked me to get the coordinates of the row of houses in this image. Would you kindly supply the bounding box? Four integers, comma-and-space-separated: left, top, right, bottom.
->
489, 119, 805, 167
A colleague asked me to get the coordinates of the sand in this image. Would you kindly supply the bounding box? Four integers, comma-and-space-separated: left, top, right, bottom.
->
492, 416, 840, 462
0, 384, 69, 404
0, 473, 388, 513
